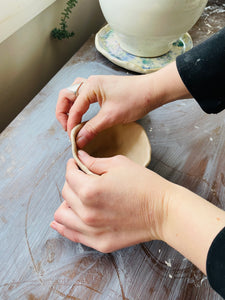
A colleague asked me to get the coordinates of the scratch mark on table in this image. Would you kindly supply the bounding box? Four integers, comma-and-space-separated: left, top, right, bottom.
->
65, 282, 77, 300
0, 281, 36, 288
43, 285, 54, 300
25, 191, 43, 284
152, 156, 221, 206
24, 145, 71, 283
55, 281, 102, 299
141, 243, 193, 279
109, 253, 127, 300
56, 182, 63, 203
55, 289, 80, 300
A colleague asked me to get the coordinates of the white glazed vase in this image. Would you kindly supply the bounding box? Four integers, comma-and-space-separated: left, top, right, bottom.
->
99, 0, 208, 57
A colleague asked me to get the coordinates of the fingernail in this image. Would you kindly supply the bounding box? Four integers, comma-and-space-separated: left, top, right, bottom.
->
76, 135, 88, 148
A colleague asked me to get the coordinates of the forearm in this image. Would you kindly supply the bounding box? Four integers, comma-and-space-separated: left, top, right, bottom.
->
163, 184, 225, 274
176, 27, 225, 114
151, 61, 192, 104
143, 27, 225, 114
141, 61, 192, 112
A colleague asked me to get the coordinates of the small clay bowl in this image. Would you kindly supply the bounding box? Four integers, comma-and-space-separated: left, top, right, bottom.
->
71, 122, 151, 175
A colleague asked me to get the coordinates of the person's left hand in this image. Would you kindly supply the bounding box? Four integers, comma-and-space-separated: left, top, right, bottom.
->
50, 151, 172, 252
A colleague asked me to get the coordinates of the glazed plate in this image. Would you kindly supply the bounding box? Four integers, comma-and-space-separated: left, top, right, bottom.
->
95, 24, 193, 74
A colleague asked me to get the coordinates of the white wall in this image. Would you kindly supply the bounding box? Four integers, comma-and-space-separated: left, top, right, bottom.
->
0, 0, 56, 43
0, 0, 105, 131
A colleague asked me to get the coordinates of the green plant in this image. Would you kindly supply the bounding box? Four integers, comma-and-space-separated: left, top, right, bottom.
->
51, 0, 78, 40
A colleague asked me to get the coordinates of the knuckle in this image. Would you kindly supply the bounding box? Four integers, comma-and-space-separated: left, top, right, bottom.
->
86, 159, 98, 174
81, 210, 98, 226
65, 159, 74, 182
112, 154, 126, 164
80, 187, 93, 203
61, 185, 66, 200
58, 89, 66, 97
54, 209, 62, 224
55, 109, 60, 116
116, 154, 126, 161
73, 77, 84, 83
59, 227, 65, 237
84, 122, 99, 137
65, 173, 70, 184
72, 107, 83, 119
55, 106, 62, 119
67, 158, 75, 166
71, 232, 80, 243
65, 171, 70, 184
97, 240, 113, 254
79, 181, 97, 203
86, 75, 102, 94
55, 111, 60, 120
87, 75, 97, 84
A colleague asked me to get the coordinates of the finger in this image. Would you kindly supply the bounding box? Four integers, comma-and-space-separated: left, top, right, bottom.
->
66, 79, 100, 136
62, 181, 83, 214
51, 221, 112, 252
53, 202, 80, 230
53, 201, 88, 233
50, 221, 85, 244
65, 158, 91, 192
56, 89, 76, 130
50, 220, 106, 251
77, 150, 112, 175
72, 77, 86, 85
67, 94, 93, 136
66, 158, 80, 172
76, 109, 113, 148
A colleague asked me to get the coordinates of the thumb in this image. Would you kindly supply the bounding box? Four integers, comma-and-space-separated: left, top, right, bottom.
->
76, 110, 113, 148
78, 150, 111, 175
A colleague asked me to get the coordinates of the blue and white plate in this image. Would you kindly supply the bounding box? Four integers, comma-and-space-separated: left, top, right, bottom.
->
95, 24, 193, 74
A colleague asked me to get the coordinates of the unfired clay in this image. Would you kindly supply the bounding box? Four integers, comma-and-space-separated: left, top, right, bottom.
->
71, 122, 151, 175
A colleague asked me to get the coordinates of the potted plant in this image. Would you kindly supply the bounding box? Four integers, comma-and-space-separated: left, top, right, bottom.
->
51, 0, 78, 40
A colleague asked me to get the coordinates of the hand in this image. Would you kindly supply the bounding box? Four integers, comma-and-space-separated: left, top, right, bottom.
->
56, 74, 160, 148
51, 151, 225, 273
50, 151, 172, 252
56, 62, 191, 148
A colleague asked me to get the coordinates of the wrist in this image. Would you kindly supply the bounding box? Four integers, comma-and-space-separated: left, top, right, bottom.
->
156, 181, 179, 242
162, 184, 225, 274
144, 174, 177, 242
145, 61, 192, 109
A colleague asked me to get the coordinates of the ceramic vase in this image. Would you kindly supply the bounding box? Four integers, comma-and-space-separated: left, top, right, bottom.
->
99, 0, 208, 57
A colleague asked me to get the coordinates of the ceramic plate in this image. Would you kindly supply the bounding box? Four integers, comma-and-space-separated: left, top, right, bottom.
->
95, 24, 193, 74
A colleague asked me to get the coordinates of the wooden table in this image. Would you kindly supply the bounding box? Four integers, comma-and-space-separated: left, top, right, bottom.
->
1, 2, 224, 299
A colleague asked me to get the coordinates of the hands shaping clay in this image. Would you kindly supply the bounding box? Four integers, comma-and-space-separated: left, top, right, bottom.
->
71, 122, 151, 175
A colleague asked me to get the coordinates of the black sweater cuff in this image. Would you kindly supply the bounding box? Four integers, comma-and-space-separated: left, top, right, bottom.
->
207, 227, 225, 298
176, 27, 225, 114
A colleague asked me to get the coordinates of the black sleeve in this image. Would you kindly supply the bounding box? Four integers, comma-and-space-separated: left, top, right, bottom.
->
176, 27, 225, 114
207, 227, 225, 298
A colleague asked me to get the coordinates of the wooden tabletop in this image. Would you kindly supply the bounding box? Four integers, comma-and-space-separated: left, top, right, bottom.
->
0, 1, 225, 299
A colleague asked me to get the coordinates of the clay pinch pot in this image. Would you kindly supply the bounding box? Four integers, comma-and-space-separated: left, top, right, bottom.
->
99, 0, 208, 57
71, 122, 151, 175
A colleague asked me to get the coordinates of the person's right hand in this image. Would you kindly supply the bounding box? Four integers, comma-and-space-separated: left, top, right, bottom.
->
56, 61, 192, 148
56, 74, 160, 148
51, 152, 172, 252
